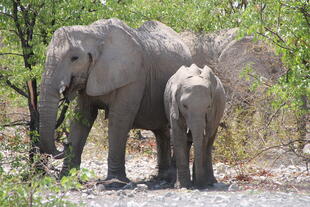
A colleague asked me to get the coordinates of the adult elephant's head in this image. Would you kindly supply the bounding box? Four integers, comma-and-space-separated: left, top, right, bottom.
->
39, 23, 142, 157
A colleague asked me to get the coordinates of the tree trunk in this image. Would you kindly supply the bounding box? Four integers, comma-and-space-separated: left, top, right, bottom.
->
27, 79, 40, 164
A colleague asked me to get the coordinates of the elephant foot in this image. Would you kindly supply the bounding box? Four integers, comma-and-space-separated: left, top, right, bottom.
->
102, 174, 130, 189
157, 166, 176, 183
106, 174, 130, 183
194, 177, 218, 189
206, 176, 218, 186
175, 180, 192, 189
99, 178, 130, 190
207, 182, 230, 191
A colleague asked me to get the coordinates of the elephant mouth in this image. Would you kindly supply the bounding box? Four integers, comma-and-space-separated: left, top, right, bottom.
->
62, 75, 87, 100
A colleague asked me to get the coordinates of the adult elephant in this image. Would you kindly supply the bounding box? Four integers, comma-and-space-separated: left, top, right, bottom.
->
39, 18, 192, 182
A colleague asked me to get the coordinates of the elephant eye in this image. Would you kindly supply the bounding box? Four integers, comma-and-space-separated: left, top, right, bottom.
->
183, 104, 188, 109
71, 56, 79, 62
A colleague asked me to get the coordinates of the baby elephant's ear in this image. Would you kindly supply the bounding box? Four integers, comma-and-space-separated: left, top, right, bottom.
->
170, 84, 179, 120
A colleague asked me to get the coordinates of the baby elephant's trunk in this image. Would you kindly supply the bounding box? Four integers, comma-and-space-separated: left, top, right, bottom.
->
189, 119, 208, 188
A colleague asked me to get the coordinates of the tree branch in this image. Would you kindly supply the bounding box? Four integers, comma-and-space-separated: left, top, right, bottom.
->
256, 31, 293, 51
0, 28, 19, 36
1, 120, 30, 127
12, 0, 25, 42
264, 26, 285, 43
0, 11, 14, 19
0, 74, 29, 98
264, 102, 286, 129
55, 99, 70, 129
247, 73, 273, 87
0, 52, 23, 57
245, 139, 310, 164
280, 2, 310, 27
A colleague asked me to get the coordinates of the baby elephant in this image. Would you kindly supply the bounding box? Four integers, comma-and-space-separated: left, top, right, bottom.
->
164, 64, 225, 188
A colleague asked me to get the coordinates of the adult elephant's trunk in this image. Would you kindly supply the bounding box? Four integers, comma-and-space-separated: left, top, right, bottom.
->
38, 70, 64, 158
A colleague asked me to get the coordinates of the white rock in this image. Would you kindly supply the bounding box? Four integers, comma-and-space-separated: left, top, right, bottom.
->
96, 184, 106, 192
215, 162, 229, 174
164, 192, 173, 197
122, 182, 136, 190
303, 143, 310, 154
173, 196, 182, 201
117, 190, 126, 196
87, 194, 95, 199
135, 184, 148, 192
228, 183, 240, 191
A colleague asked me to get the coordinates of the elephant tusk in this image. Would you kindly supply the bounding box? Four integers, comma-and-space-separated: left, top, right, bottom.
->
186, 128, 190, 134
203, 129, 206, 136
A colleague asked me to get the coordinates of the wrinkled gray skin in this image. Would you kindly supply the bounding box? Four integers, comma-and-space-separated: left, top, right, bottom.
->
39, 18, 192, 182
180, 29, 284, 103
164, 64, 225, 188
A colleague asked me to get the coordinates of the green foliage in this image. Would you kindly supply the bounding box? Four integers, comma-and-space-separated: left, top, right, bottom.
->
1, 0, 307, 116
238, 0, 309, 111
99, 0, 244, 31
0, 130, 95, 207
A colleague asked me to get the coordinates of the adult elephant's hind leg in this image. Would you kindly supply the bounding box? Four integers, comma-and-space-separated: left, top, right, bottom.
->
152, 127, 174, 181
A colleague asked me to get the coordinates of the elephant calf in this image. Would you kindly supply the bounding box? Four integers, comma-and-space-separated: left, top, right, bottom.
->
164, 64, 225, 188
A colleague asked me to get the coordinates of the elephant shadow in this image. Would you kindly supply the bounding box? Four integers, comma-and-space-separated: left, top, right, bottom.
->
94, 177, 231, 191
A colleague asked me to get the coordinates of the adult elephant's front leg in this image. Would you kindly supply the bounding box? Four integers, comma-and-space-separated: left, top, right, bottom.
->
172, 123, 191, 188
61, 95, 98, 177
106, 86, 143, 182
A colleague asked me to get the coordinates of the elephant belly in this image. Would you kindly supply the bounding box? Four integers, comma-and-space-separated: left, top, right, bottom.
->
133, 106, 167, 130
133, 94, 168, 130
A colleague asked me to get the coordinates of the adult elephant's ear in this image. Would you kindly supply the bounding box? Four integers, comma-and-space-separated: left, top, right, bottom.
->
86, 25, 142, 96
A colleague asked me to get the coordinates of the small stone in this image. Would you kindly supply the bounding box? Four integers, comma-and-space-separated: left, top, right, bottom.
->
303, 144, 310, 155
82, 189, 93, 195
192, 189, 200, 194
212, 182, 229, 191
117, 190, 126, 196
87, 194, 95, 199
215, 163, 229, 174
97, 184, 106, 192
135, 184, 148, 192
228, 183, 239, 191
82, 193, 88, 197
94, 161, 103, 165
127, 193, 134, 198
174, 196, 182, 201
164, 192, 173, 197
104, 190, 115, 195
122, 182, 136, 190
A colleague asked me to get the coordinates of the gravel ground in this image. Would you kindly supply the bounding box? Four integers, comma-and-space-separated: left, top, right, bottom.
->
68, 189, 310, 207
60, 139, 310, 207
2, 128, 309, 206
